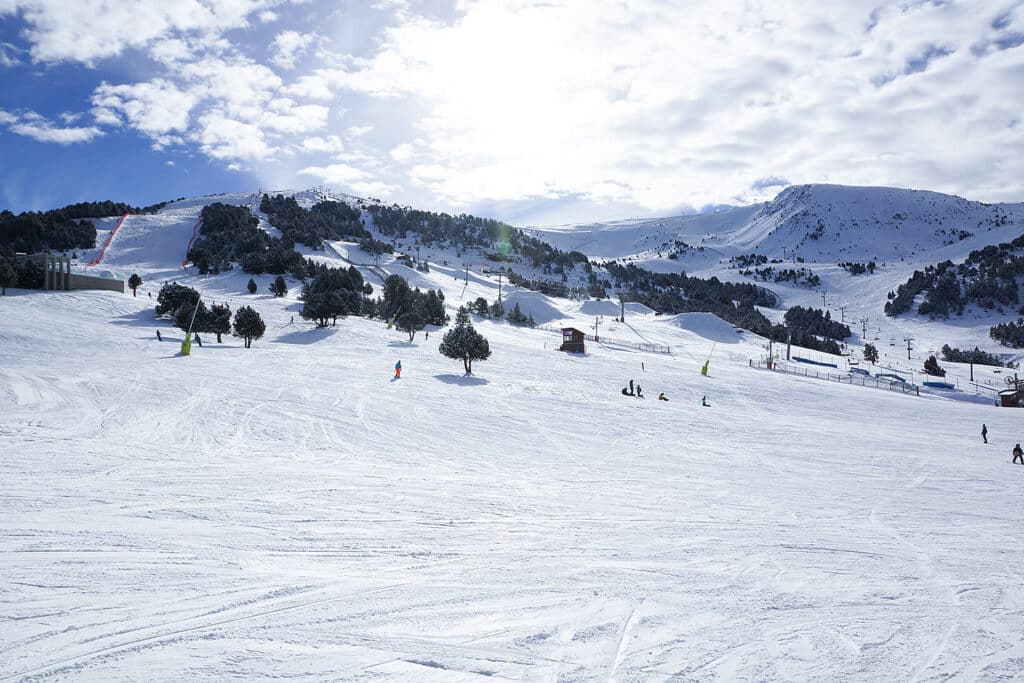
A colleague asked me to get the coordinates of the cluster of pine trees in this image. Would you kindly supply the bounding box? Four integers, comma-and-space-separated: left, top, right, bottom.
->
154, 283, 265, 347
364, 203, 590, 273
367, 274, 448, 341
783, 307, 851, 340
188, 203, 307, 276
990, 319, 1024, 348
940, 344, 1005, 367
0, 210, 97, 253
730, 253, 770, 268
741, 266, 820, 288
594, 260, 839, 348
468, 296, 535, 326
299, 264, 373, 328
260, 194, 369, 249
886, 233, 1024, 319
0, 198, 176, 255
839, 261, 877, 275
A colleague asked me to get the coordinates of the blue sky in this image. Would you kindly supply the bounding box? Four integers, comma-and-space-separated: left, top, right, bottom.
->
1, 0, 1022, 225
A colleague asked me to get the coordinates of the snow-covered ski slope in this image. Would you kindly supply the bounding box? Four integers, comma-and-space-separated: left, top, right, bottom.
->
4, 199, 1024, 680
528, 184, 1024, 382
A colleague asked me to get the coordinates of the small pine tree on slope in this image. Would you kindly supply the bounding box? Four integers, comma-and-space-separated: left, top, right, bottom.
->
439, 306, 491, 374
923, 355, 946, 377
234, 306, 266, 348
269, 275, 287, 297
396, 310, 424, 342
247, 278, 257, 294
209, 302, 232, 342
128, 273, 142, 297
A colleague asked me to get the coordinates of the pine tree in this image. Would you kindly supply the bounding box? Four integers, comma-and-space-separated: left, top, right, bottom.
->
247, 278, 257, 294
382, 274, 412, 320
209, 302, 232, 343
233, 306, 266, 348
507, 301, 528, 324
155, 283, 199, 317
923, 355, 946, 377
128, 273, 142, 297
397, 310, 424, 342
0, 256, 17, 295
269, 275, 287, 297
472, 296, 489, 316
300, 292, 331, 328
488, 299, 504, 319
174, 300, 208, 333
863, 343, 879, 363
439, 305, 491, 374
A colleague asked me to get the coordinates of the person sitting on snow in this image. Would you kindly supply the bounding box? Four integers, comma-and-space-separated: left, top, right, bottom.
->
658, 392, 668, 401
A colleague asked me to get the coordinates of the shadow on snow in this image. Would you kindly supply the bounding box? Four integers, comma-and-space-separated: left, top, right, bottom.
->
434, 373, 488, 386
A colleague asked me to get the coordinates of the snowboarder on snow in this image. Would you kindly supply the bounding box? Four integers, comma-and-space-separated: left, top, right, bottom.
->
1014, 443, 1023, 464
156, 329, 162, 342
621, 386, 633, 396
394, 360, 402, 379
701, 395, 709, 407
195, 334, 202, 347
636, 385, 644, 398
629, 379, 635, 395
982, 424, 988, 444
658, 392, 668, 401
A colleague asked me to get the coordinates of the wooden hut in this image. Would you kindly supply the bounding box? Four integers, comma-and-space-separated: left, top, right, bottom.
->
559, 327, 585, 353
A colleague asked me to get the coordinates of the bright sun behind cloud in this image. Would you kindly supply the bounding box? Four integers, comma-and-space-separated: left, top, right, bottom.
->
0, 0, 1022, 221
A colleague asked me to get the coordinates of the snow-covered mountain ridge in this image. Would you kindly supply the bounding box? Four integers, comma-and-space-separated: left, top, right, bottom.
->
528, 183, 1024, 266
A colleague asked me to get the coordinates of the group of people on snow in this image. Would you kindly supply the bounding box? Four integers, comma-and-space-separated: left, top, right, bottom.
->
621, 379, 643, 398
982, 424, 1024, 463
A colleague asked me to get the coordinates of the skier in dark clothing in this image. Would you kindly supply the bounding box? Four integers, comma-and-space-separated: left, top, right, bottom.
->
636, 385, 643, 398
1014, 444, 1023, 464
195, 334, 202, 347
982, 424, 988, 444
629, 379, 634, 395
701, 395, 709, 407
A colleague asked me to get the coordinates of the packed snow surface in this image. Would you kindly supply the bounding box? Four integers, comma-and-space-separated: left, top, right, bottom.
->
3, 281, 1023, 680
3, 188, 1024, 679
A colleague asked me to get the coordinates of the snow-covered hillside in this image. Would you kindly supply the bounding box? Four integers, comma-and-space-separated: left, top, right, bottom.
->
528, 184, 1024, 265
527, 184, 1024, 375
4, 188, 1024, 678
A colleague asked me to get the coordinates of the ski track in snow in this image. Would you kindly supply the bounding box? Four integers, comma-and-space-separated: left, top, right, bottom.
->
2, 193, 1024, 680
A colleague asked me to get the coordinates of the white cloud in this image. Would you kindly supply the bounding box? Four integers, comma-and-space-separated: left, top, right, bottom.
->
0, 108, 103, 144
301, 134, 344, 152
271, 29, 315, 70
0, 41, 21, 66
195, 109, 272, 160
325, 0, 1024, 210
2, 0, 280, 64
389, 142, 414, 162
91, 79, 199, 145
3, 0, 1022, 214
299, 162, 369, 185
